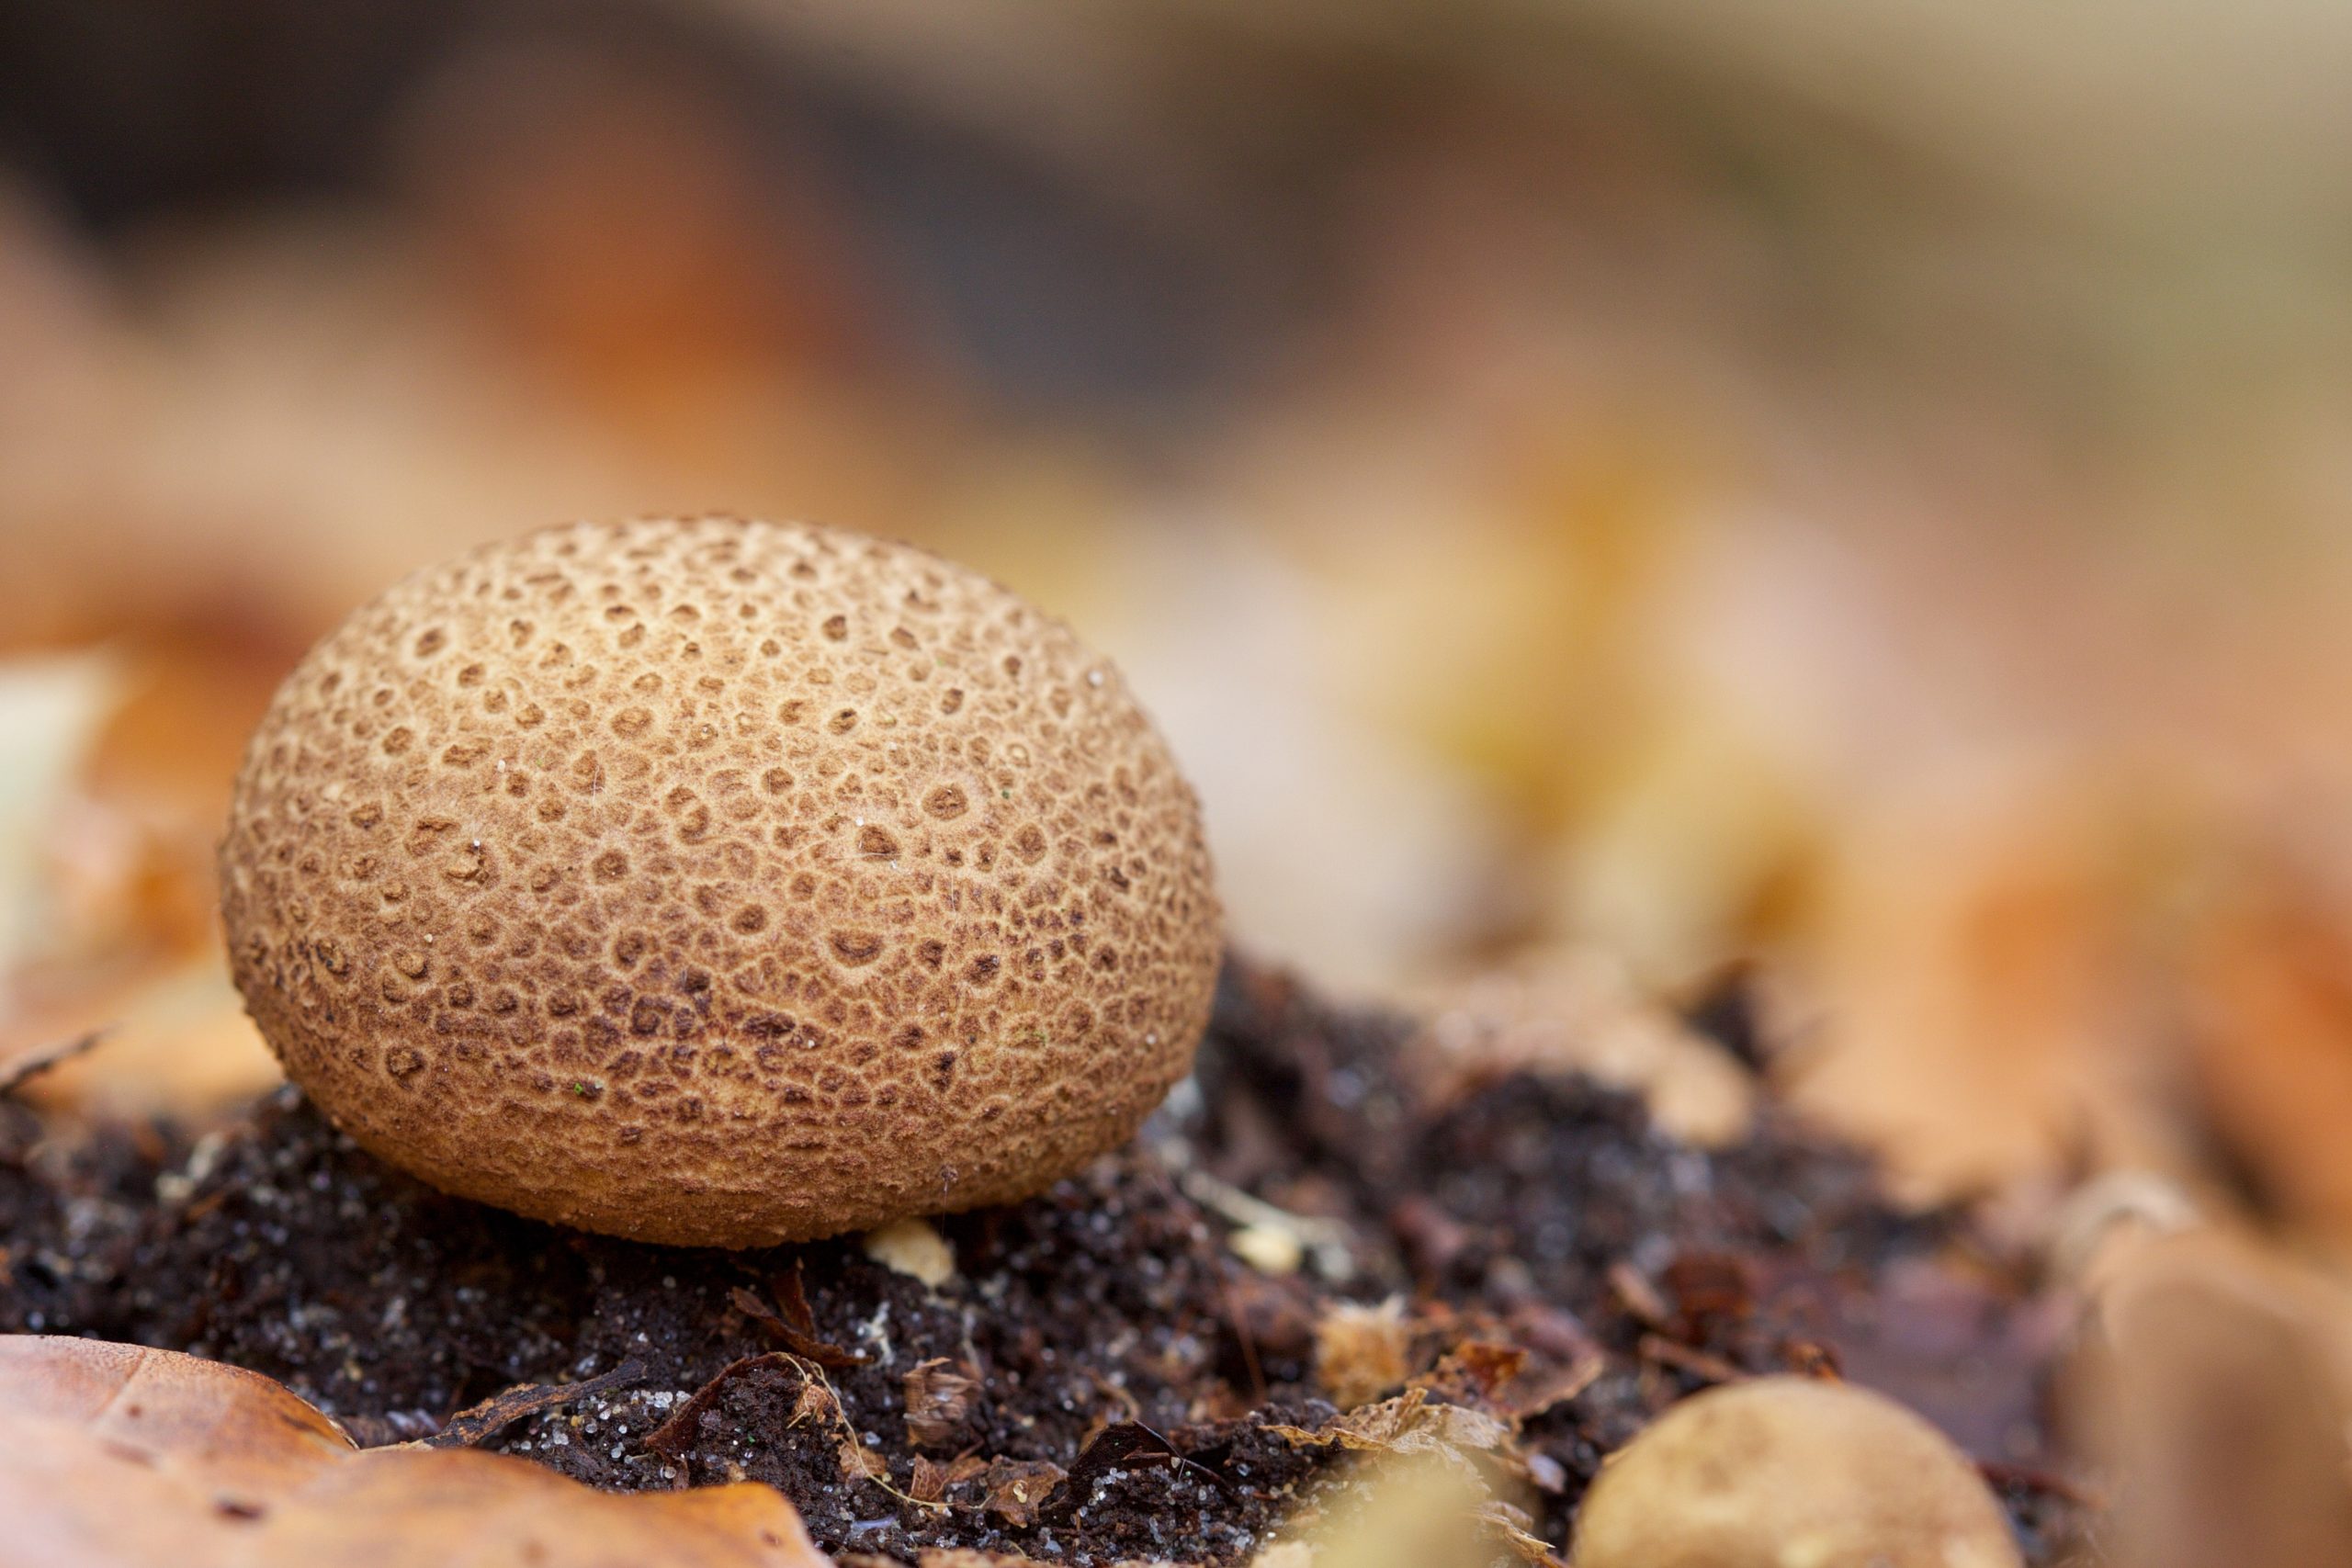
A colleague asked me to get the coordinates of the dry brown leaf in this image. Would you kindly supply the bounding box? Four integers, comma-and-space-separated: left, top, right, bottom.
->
1257, 1445, 1544, 1568
1792, 796, 2147, 1203
902, 1357, 980, 1449
1313, 1298, 1412, 1410
978, 1457, 1067, 1528
788, 1378, 888, 1484
1270, 1388, 1513, 1465
6, 961, 281, 1119
2184, 870, 2352, 1240
1471, 1498, 1565, 1567
730, 1286, 868, 1370
1408, 1341, 1522, 1411
1268, 1392, 1560, 1560
908, 1453, 951, 1504
835, 1432, 890, 1483
0, 1337, 831, 1568
255, 1448, 833, 1568
0, 653, 119, 979
1408, 1339, 1603, 1427
0, 648, 284, 1122
0, 1333, 351, 1490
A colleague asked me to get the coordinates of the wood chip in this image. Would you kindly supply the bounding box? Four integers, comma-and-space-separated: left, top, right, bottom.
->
0, 1032, 107, 1099
424, 1359, 644, 1450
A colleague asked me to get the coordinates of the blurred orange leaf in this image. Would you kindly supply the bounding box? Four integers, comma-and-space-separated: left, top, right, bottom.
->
2186, 868, 2352, 1240
0, 1337, 832, 1568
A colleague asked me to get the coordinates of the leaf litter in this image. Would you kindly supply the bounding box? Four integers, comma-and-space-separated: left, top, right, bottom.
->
0, 957, 2091, 1565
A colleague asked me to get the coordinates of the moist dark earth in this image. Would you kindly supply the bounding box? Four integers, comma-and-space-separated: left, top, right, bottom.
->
0, 958, 2091, 1565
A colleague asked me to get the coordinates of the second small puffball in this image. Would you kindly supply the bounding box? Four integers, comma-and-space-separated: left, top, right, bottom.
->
1572, 1376, 2021, 1568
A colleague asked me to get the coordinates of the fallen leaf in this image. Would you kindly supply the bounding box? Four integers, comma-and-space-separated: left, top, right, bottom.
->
1408, 1338, 1600, 1427
0, 1337, 832, 1568
0, 1333, 350, 1488
835, 1430, 889, 1483
0, 654, 119, 981
259, 1448, 833, 1568
1408, 1341, 1524, 1413
978, 1457, 1067, 1528
773, 1374, 889, 1486
2185, 869, 2352, 1241
901, 1357, 979, 1449
1314, 1298, 1412, 1409
1473, 1497, 1565, 1567
6, 960, 280, 1119
1259, 1444, 1548, 1568
1270, 1388, 1513, 1465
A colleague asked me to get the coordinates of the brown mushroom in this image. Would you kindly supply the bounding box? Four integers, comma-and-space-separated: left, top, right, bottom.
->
220, 516, 1220, 1246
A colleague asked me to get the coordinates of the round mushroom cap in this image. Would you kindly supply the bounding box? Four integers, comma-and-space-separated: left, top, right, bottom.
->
220, 517, 1221, 1246
1572, 1376, 2022, 1568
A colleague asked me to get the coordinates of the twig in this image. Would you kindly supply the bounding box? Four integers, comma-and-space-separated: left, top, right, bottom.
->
424, 1358, 646, 1448
770, 1259, 820, 1337
644, 1353, 799, 1459
1636, 1335, 1748, 1388
0, 1030, 107, 1098
1217, 1266, 1268, 1407
1979, 1458, 2104, 1508
729, 1284, 866, 1368
341, 1409, 444, 1447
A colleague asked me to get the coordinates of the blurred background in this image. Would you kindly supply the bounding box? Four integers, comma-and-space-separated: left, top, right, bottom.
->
8, 0, 2352, 1327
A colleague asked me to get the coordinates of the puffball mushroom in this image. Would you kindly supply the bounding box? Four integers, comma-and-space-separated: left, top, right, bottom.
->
220, 517, 1221, 1247
1571, 1376, 2022, 1568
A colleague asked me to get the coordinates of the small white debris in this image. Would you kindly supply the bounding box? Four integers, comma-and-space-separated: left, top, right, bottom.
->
1228, 1224, 1304, 1277
855, 1300, 896, 1365
863, 1216, 956, 1287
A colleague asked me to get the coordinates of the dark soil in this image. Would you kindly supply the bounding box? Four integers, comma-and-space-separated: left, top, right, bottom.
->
0, 956, 2090, 1566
